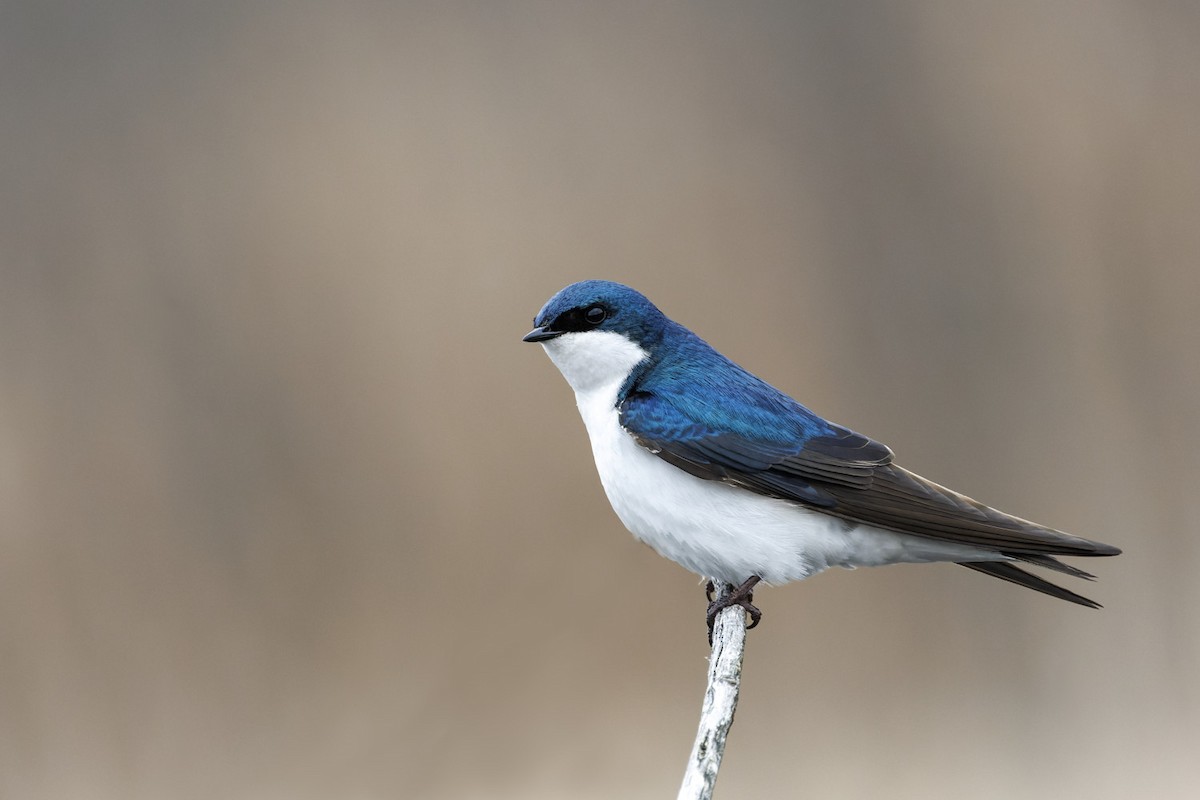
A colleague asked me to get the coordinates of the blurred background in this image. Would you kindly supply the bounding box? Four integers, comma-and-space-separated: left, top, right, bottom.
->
2, 1, 1197, 798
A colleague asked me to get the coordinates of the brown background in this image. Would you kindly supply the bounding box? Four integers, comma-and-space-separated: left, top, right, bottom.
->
2, 2, 1197, 798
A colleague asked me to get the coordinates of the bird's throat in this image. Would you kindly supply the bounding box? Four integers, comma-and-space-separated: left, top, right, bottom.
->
540, 331, 648, 395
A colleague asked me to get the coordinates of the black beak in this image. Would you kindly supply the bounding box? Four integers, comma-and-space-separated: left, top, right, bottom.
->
522, 326, 562, 342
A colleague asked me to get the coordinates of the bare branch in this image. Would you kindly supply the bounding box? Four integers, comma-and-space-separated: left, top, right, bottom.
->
677, 584, 748, 800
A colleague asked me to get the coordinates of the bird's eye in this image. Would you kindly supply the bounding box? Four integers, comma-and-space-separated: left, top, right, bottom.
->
584, 305, 607, 325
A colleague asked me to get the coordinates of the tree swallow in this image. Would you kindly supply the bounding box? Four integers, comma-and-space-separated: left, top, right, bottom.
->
523, 280, 1120, 635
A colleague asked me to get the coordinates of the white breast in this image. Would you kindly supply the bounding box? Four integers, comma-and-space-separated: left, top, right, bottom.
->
540, 332, 1002, 586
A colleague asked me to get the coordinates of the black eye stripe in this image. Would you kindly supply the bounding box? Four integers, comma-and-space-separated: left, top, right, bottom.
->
550, 303, 611, 333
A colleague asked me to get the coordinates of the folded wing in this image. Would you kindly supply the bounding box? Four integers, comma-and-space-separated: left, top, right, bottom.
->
618, 389, 1119, 605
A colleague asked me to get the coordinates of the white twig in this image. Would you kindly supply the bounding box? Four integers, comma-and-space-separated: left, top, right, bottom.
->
677, 584, 748, 800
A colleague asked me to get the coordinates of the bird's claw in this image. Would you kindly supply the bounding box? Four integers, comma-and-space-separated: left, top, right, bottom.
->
705, 575, 762, 644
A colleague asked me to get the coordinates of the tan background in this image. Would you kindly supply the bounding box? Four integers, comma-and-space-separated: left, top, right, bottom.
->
2, 2, 1197, 798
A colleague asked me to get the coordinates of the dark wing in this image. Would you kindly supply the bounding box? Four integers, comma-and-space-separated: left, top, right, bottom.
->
817, 463, 1119, 557
618, 390, 1119, 604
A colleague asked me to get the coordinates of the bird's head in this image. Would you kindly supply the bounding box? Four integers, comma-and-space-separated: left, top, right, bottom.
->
523, 280, 666, 394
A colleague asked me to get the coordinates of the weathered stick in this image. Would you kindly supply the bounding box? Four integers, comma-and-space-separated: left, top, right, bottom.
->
677, 584, 748, 800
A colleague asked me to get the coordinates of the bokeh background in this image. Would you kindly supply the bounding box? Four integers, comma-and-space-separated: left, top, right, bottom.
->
3, 2, 1198, 798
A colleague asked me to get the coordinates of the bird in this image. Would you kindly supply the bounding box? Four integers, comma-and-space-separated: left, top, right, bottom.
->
522, 280, 1120, 638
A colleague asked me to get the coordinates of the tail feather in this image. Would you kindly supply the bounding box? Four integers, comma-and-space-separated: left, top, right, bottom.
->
959, 561, 1102, 609
1014, 553, 1097, 581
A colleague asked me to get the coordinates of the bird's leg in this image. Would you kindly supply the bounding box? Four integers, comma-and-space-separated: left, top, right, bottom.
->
705, 575, 762, 642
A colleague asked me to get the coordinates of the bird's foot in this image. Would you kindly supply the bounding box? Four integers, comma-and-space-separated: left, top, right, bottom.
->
705, 575, 762, 643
